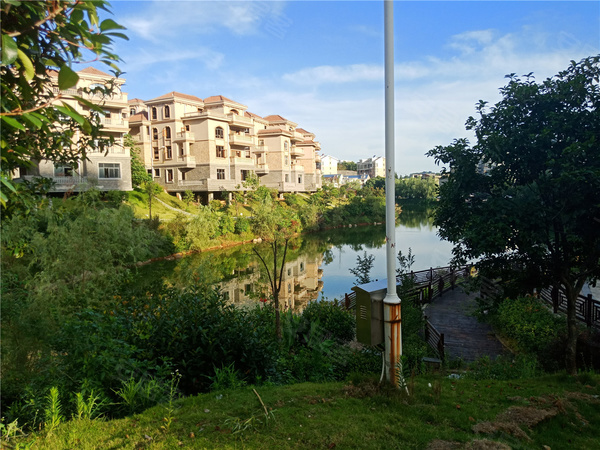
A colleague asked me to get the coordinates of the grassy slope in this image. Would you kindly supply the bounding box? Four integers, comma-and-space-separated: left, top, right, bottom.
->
17, 373, 600, 449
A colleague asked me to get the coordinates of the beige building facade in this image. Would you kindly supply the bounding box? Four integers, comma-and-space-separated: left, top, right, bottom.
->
19, 67, 132, 192
357, 156, 385, 178
128, 93, 322, 202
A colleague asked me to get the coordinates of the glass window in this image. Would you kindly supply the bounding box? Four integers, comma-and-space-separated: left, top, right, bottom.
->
166, 146, 172, 159
216, 146, 226, 158
154, 168, 160, 177
215, 127, 224, 139
54, 164, 74, 177
153, 148, 160, 160
166, 169, 174, 183
152, 128, 158, 140
151, 107, 157, 120
217, 169, 225, 179
165, 127, 171, 139
164, 105, 170, 118
98, 163, 121, 179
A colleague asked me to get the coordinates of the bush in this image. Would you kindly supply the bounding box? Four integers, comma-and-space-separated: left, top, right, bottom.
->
234, 217, 250, 234
301, 300, 355, 343
494, 296, 564, 355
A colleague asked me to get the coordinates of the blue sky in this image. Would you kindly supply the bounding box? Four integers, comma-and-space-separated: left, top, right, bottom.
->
98, 1, 599, 175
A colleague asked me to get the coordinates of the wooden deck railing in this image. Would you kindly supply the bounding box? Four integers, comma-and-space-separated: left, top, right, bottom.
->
342, 265, 472, 358
479, 278, 599, 329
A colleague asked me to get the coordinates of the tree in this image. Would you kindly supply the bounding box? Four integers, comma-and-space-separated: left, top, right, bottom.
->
144, 180, 162, 220
427, 56, 600, 374
251, 196, 300, 339
350, 251, 375, 285
1, 0, 127, 206
338, 160, 357, 171
126, 134, 151, 188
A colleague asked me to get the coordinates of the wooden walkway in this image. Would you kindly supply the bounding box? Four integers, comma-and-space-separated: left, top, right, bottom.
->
424, 287, 506, 362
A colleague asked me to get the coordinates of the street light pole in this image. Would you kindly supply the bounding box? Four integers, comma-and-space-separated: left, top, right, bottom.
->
383, 0, 402, 386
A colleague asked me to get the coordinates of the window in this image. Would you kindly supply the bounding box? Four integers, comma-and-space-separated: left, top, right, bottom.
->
241, 170, 250, 181
179, 143, 185, 157
164, 105, 170, 118
166, 169, 174, 183
288, 283, 292, 293
287, 268, 292, 276
245, 150, 251, 158
181, 170, 186, 181
284, 156, 289, 165
151, 107, 157, 120
166, 146, 172, 159
152, 128, 158, 140
54, 164, 74, 177
216, 146, 226, 158
300, 262, 304, 272
215, 127, 224, 139
165, 126, 171, 139
235, 150, 241, 158
298, 175, 302, 183
284, 141, 288, 151
154, 168, 160, 177
130, 107, 136, 116
185, 124, 190, 131
146, 126, 150, 135
259, 139, 264, 145
285, 174, 289, 183
99, 163, 121, 179
217, 169, 225, 180
153, 148, 160, 160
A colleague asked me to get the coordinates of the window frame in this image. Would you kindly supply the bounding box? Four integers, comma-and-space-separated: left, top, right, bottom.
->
217, 168, 226, 180
215, 126, 224, 139
98, 162, 121, 179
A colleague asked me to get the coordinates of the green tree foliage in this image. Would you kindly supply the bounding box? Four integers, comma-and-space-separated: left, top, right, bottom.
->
251, 196, 300, 338
125, 134, 150, 188
338, 160, 357, 171
143, 180, 162, 219
1, 0, 127, 206
395, 177, 437, 200
427, 56, 600, 374
349, 251, 375, 285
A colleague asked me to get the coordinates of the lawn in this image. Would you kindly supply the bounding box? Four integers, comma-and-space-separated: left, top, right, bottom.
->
8, 372, 599, 449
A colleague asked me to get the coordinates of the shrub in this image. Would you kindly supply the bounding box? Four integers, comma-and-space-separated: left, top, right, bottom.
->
234, 217, 250, 234
494, 296, 564, 355
301, 300, 355, 343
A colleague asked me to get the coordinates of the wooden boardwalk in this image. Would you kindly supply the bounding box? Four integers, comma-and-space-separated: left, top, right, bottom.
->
424, 287, 506, 362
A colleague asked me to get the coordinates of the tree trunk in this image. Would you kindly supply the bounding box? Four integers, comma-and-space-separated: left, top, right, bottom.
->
565, 287, 579, 375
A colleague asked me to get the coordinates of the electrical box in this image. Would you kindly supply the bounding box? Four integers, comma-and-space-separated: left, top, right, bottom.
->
352, 280, 388, 346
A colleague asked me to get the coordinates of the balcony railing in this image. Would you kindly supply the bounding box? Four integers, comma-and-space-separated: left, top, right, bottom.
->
229, 132, 253, 146
227, 113, 253, 128
175, 131, 195, 141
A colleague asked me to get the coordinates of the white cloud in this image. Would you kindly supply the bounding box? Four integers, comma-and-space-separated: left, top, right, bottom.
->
121, 0, 288, 42
282, 64, 384, 85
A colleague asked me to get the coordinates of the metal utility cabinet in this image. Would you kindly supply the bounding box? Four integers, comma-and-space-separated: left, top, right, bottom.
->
352, 280, 389, 346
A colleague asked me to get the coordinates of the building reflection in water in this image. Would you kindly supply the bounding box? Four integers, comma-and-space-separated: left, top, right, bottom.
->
218, 252, 324, 312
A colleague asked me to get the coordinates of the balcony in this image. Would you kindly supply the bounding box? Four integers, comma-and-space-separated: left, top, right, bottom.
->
227, 113, 253, 128
255, 144, 268, 154
175, 131, 195, 141
229, 132, 253, 146
291, 146, 304, 157
255, 163, 269, 175
173, 154, 196, 169
23, 175, 89, 191
291, 131, 305, 142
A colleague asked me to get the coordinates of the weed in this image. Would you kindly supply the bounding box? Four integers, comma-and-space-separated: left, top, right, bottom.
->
113, 376, 165, 415
44, 387, 63, 435
209, 363, 247, 391
0, 418, 34, 450
74, 389, 104, 421
161, 370, 181, 434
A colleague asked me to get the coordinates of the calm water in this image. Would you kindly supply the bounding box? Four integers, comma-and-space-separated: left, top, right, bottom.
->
134, 204, 454, 309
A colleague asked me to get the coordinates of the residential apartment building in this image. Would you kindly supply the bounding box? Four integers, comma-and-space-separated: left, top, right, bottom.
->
128, 93, 322, 202
357, 156, 385, 178
320, 154, 339, 175
18, 67, 132, 192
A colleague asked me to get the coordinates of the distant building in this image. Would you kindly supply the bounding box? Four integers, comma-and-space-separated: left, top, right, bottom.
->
128, 93, 321, 202
320, 154, 339, 175
409, 171, 442, 183
357, 156, 385, 178
17, 67, 132, 192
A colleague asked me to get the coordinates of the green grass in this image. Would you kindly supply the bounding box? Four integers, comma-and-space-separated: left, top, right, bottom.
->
8, 372, 599, 449
125, 190, 190, 221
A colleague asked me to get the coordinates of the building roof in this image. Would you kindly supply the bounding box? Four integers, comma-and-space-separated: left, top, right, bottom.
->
129, 112, 148, 121
203, 95, 237, 103
295, 127, 313, 135
128, 98, 145, 104
79, 67, 112, 77
148, 91, 204, 104
245, 111, 264, 120
257, 127, 292, 136
264, 114, 289, 123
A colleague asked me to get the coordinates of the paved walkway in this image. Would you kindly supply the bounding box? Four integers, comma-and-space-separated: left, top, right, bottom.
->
424, 287, 506, 362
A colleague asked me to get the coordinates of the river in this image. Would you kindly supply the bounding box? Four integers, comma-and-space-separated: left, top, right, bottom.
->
134, 203, 454, 309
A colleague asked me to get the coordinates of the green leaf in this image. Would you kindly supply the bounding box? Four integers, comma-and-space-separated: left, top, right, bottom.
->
16, 49, 34, 80
1, 115, 26, 130
100, 18, 126, 32
73, 95, 105, 113
55, 105, 86, 127
21, 113, 43, 129
104, 32, 129, 41
1, 34, 18, 65
58, 66, 79, 90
